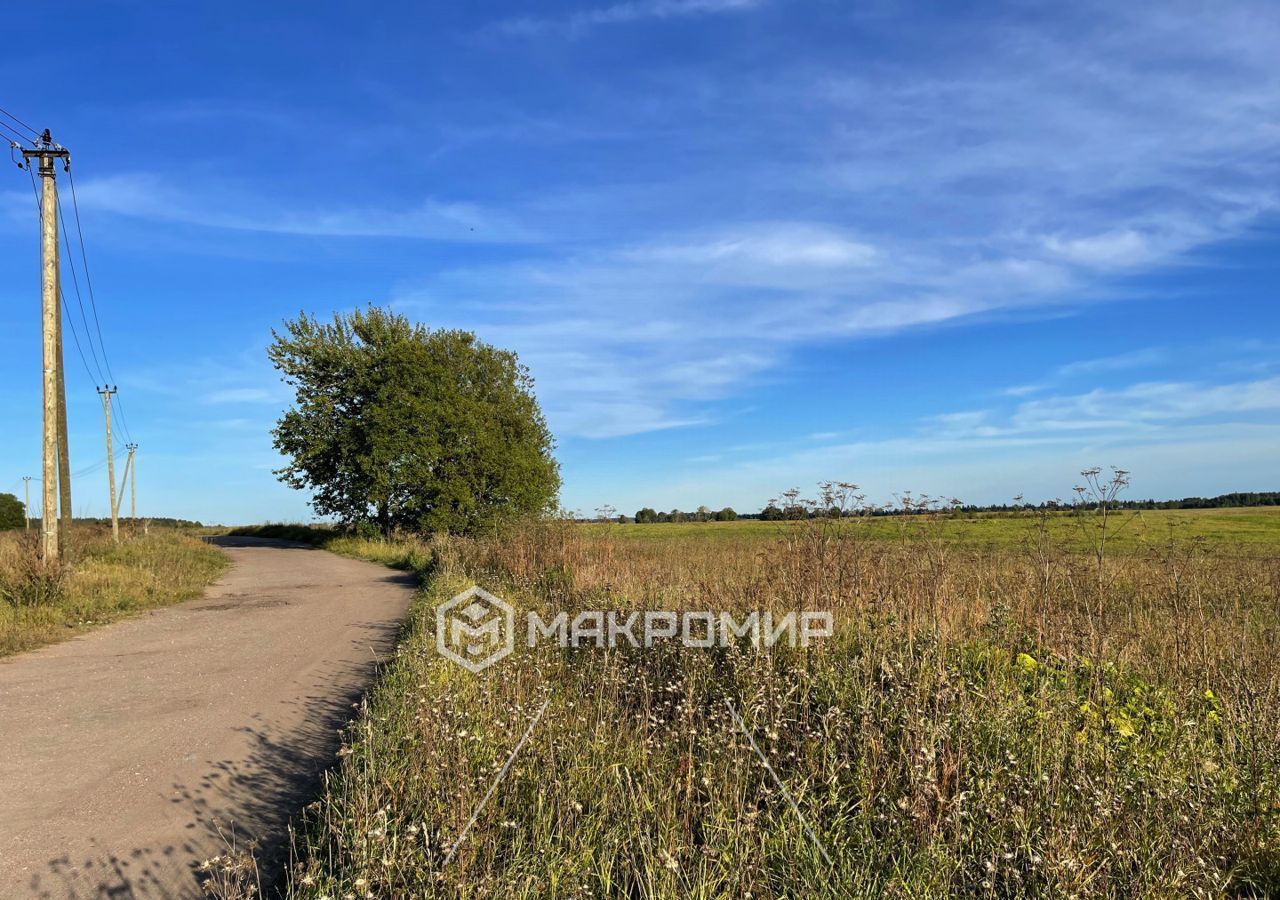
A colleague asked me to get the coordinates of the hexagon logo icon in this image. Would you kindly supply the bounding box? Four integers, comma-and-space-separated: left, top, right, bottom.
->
436, 585, 515, 674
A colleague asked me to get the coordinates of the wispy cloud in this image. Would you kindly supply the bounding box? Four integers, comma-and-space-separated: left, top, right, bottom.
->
441, 3, 1280, 439
1011, 377, 1280, 431
621, 374, 1280, 511
50, 173, 534, 243
1055, 349, 1169, 380
39, 2, 1280, 459
491, 0, 765, 38
624, 223, 878, 270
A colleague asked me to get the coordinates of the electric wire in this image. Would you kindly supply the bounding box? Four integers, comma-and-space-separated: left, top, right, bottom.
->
0, 105, 40, 140
66, 167, 134, 443
21, 460, 112, 483
10, 101, 139, 459
112, 395, 133, 444
26, 163, 101, 388
57, 189, 110, 385
72, 458, 109, 478
65, 169, 114, 383
1, 121, 31, 147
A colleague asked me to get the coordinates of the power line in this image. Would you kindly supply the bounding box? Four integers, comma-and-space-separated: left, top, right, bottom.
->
57, 189, 109, 384
25, 163, 101, 388
2, 122, 31, 147
10, 106, 139, 448
66, 167, 134, 443
0, 105, 40, 140
65, 169, 114, 383
72, 457, 108, 478
19, 468, 108, 482
111, 394, 133, 444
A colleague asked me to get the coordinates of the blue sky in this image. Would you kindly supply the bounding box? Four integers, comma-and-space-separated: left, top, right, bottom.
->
1, 1, 1278, 523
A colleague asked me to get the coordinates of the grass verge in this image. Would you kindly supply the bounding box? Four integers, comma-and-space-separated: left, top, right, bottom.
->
0, 527, 230, 657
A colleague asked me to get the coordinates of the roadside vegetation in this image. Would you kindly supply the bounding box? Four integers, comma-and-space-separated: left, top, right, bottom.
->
0, 526, 228, 656
269, 479, 1280, 899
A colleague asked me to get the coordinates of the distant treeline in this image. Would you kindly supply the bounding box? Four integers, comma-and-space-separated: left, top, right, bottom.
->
1, 492, 211, 531
954, 491, 1280, 513
14, 516, 208, 530
632, 507, 739, 523
598, 491, 1280, 524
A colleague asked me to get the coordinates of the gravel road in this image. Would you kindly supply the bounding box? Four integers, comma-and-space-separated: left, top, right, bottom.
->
0, 536, 414, 899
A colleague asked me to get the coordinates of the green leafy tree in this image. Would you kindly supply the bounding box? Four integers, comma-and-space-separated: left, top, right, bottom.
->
269, 307, 560, 535
634, 507, 658, 524
714, 507, 738, 521
0, 492, 23, 530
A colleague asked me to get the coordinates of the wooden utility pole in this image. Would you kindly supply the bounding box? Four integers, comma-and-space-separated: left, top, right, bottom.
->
55, 254, 72, 557
113, 442, 135, 527
22, 476, 32, 531
98, 385, 119, 543
22, 132, 69, 563
125, 444, 137, 525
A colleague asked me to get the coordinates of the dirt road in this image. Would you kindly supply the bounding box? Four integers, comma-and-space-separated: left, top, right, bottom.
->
0, 537, 414, 899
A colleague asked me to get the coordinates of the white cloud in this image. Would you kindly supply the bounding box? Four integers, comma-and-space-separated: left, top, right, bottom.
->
1012, 377, 1280, 430
38, 2, 1280, 456
492, 0, 765, 38
483, 4, 1280, 439
57, 173, 533, 243
1042, 230, 1156, 269
596, 375, 1280, 511
627, 223, 878, 269
1055, 348, 1168, 379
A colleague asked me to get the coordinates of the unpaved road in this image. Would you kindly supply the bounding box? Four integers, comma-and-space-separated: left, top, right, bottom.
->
0, 537, 414, 899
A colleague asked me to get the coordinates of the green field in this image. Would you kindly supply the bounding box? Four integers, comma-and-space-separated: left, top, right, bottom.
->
588, 506, 1280, 554
282, 509, 1280, 899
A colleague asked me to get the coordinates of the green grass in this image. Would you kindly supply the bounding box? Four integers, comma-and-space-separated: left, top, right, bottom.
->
0, 527, 230, 657
594, 506, 1280, 554
281, 513, 1280, 898
227, 508, 1280, 557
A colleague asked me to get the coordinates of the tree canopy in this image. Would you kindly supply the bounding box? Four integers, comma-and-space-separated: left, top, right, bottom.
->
0, 492, 23, 530
269, 307, 560, 535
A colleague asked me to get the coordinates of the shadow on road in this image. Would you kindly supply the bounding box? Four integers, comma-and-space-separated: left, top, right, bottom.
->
13, 539, 414, 899
26, 633, 399, 900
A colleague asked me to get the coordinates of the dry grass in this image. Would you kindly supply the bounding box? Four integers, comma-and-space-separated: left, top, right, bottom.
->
283, 508, 1280, 898
0, 525, 229, 657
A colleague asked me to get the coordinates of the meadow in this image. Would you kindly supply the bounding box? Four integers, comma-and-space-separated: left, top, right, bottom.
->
592, 506, 1280, 554
275, 501, 1280, 899
0, 525, 229, 656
